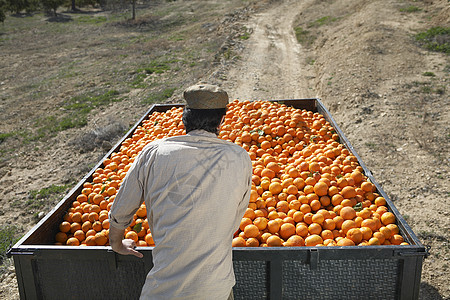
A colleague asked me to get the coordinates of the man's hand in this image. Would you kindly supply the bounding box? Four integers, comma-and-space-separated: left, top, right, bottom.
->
111, 239, 144, 258
109, 224, 144, 258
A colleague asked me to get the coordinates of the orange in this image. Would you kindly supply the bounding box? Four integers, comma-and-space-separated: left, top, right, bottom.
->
360, 227, 373, 241
374, 197, 387, 206
309, 162, 320, 173
313, 181, 328, 196
125, 231, 139, 242
137, 240, 147, 247
389, 234, 404, 245
379, 226, 393, 239
244, 224, 260, 239
361, 219, 377, 232
268, 182, 283, 194
295, 224, 308, 237
243, 208, 256, 220
341, 220, 357, 234
55, 232, 68, 244
310, 199, 321, 211
381, 212, 396, 225
86, 229, 96, 238
73, 230, 86, 242
323, 239, 337, 246
92, 221, 103, 232
267, 220, 281, 234
311, 213, 324, 225
276, 201, 289, 214
246, 238, 260, 247
70, 222, 81, 233
284, 235, 305, 247
266, 235, 283, 247
81, 221, 92, 233
136, 205, 147, 218
59, 221, 71, 233
373, 232, 386, 244
341, 186, 356, 199
71, 212, 82, 223
145, 233, 155, 246
232, 237, 246, 247
323, 219, 336, 231
239, 218, 253, 231
337, 238, 355, 246
85, 235, 97, 246
303, 212, 313, 224
305, 234, 323, 246
333, 216, 344, 229
339, 206, 356, 220
386, 224, 399, 235
279, 223, 296, 240
253, 217, 268, 230
94, 232, 108, 246
88, 212, 99, 223
102, 219, 110, 229
331, 194, 344, 206
350, 171, 364, 184
368, 237, 381, 245
321, 230, 334, 240
261, 168, 276, 179
268, 210, 279, 220
346, 228, 363, 244
66, 237, 80, 246
308, 223, 322, 235
361, 181, 374, 192
266, 162, 281, 173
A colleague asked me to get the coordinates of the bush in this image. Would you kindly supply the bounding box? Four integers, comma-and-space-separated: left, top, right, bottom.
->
0, 0, 6, 23
0, 225, 20, 264
415, 27, 450, 54
41, 0, 65, 15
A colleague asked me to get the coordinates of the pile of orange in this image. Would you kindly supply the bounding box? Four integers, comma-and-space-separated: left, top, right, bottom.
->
55, 107, 185, 247
55, 100, 408, 248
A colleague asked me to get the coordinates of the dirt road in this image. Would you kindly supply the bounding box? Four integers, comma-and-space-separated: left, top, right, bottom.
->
224, 0, 315, 100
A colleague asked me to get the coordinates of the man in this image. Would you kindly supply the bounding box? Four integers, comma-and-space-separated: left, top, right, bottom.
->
108, 84, 252, 300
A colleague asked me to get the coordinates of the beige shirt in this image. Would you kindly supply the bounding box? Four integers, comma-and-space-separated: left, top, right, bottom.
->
109, 130, 252, 300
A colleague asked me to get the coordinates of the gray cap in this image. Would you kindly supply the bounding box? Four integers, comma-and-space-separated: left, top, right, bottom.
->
183, 84, 229, 109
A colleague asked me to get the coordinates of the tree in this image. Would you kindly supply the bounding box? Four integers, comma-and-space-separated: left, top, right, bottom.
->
0, 0, 6, 22
131, 0, 136, 20
41, 0, 64, 16
6, 0, 29, 14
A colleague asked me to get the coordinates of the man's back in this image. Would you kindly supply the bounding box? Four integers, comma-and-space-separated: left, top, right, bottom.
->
110, 130, 252, 300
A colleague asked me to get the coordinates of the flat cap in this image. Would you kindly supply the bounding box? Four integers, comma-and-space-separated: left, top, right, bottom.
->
183, 84, 229, 109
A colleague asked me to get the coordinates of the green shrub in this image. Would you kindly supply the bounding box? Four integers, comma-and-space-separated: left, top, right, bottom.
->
415, 27, 450, 54
399, 6, 421, 13
0, 225, 20, 264
308, 16, 337, 28
422, 72, 435, 77
294, 27, 316, 46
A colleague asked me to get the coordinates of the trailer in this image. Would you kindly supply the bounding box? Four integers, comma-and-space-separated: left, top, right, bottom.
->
8, 98, 428, 300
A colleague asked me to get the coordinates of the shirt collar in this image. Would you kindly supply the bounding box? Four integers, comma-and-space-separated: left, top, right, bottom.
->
187, 129, 218, 138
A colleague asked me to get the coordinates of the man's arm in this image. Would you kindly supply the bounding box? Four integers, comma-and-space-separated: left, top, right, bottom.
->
108, 144, 157, 257
109, 224, 143, 258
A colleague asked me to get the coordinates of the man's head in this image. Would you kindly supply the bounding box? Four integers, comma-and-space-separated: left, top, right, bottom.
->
182, 84, 228, 135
